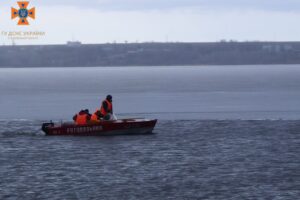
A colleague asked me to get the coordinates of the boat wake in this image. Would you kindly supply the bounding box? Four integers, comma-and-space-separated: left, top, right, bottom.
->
0, 119, 45, 136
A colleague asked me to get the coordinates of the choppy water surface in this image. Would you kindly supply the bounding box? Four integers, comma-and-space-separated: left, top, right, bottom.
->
0, 65, 300, 199
0, 120, 299, 199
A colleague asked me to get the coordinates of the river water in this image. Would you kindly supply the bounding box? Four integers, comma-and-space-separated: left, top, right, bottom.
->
0, 65, 299, 199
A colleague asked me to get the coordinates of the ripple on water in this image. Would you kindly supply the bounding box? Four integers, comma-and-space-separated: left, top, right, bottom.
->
0, 120, 299, 199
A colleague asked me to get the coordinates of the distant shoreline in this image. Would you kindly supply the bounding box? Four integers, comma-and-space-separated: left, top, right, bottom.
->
0, 64, 300, 69
1, 42, 300, 67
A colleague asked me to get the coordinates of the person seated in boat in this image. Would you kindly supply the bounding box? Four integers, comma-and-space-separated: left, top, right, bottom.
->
100, 95, 113, 120
73, 109, 91, 125
90, 110, 102, 123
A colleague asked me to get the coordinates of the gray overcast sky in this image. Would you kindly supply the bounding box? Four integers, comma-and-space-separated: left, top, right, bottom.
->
36, 0, 300, 11
0, 0, 300, 44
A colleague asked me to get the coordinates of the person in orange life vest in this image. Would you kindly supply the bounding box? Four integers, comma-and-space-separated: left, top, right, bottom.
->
100, 95, 113, 120
90, 110, 101, 123
73, 109, 91, 125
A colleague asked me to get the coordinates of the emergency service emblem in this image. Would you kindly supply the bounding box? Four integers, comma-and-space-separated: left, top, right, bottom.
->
11, 1, 35, 25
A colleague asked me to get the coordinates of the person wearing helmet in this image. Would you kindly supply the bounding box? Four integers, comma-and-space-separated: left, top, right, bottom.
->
100, 95, 113, 120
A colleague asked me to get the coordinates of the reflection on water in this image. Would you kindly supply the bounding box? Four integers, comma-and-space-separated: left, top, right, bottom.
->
0, 65, 300, 120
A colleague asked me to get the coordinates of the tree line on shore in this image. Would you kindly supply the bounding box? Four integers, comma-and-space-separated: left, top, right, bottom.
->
0, 42, 300, 67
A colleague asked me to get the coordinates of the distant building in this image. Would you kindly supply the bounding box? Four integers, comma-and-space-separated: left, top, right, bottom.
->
283, 44, 292, 51
67, 41, 82, 47
262, 44, 293, 52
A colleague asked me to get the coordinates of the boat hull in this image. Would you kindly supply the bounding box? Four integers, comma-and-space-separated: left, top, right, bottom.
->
42, 119, 157, 136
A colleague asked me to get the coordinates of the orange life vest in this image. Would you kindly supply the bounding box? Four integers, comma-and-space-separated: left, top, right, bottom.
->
91, 110, 100, 122
75, 113, 88, 125
100, 100, 112, 116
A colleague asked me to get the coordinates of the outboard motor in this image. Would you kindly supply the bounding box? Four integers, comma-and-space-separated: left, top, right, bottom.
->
42, 121, 54, 133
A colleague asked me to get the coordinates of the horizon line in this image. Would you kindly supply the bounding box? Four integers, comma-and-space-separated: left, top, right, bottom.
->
2, 40, 300, 47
